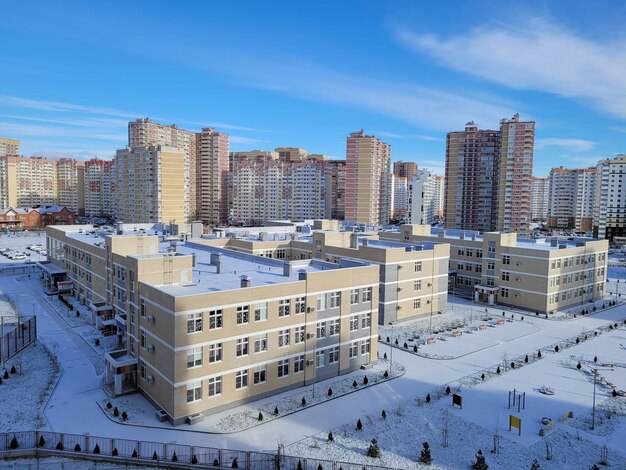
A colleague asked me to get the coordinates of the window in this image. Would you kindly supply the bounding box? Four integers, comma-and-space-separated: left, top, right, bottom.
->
186, 381, 202, 403
487, 262, 495, 270
140, 360, 146, 380
236, 305, 249, 324
140, 330, 146, 349
316, 322, 326, 339
329, 291, 340, 308
316, 350, 325, 367
361, 339, 371, 355
278, 299, 290, 317
502, 255, 510, 265
361, 313, 371, 328
187, 347, 202, 368
362, 287, 372, 302
414, 262, 422, 272
350, 289, 359, 304
295, 297, 306, 314
349, 342, 358, 358
317, 294, 327, 311
208, 376, 222, 397
328, 319, 340, 336
208, 343, 222, 363
294, 355, 304, 373
278, 329, 290, 347
187, 312, 202, 334
350, 316, 359, 331
413, 298, 421, 309
254, 303, 267, 321
254, 333, 267, 353
140, 299, 146, 317
295, 325, 305, 343
236, 337, 249, 357
414, 280, 422, 290
253, 365, 266, 384
208, 310, 222, 329
501, 271, 510, 281
329, 346, 339, 364
277, 359, 289, 378
235, 370, 248, 389
501, 288, 509, 298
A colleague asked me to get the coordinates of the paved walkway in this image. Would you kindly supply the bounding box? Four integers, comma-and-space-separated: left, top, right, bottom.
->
3, 275, 626, 453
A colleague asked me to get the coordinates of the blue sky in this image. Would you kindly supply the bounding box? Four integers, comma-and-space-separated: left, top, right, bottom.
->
1, 1, 625, 176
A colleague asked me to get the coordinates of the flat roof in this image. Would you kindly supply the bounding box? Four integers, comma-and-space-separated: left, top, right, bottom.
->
149, 242, 348, 296
362, 238, 441, 251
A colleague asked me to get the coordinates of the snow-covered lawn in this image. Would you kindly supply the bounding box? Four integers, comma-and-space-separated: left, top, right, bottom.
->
0, 343, 60, 431
100, 361, 405, 433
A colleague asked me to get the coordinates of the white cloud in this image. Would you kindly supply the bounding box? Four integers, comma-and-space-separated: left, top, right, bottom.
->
0, 95, 138, 119
394, 20, 626, 120
377, 131, 444, 142
535, 138, 595, 152
0, 121, 126, 142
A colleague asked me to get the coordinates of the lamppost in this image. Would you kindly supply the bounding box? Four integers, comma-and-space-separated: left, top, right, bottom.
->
590, 365, 613, 430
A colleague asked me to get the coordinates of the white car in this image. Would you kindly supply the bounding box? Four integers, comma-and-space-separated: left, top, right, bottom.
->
12, 254, 26, 260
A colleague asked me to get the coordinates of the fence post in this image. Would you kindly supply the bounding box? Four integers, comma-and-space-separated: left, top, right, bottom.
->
137, 440, 141, 459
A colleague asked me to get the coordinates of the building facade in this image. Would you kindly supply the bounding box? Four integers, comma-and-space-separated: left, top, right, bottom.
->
393, 161, 418, 179
548, 167, 595, 232
345, 131, 390, 225
196, 128, 229, 225
594, 154, 626, 242
84, 159, 115, 217
389, 174, 409, 221
531, 177, 550, 222
0, 138, 19, 157
0, 205, 75, 229
408, 169, 440, 225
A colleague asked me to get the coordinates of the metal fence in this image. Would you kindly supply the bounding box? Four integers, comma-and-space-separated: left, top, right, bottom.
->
0, 431, 397, 470
0, 315, 36, 365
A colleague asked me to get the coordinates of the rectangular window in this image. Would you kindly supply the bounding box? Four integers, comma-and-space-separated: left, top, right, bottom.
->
140, 330, 146, 349
414, 262, 422, 272
187, 312, 202, 334
295, 325, 305, 343
350, 316, 359, 331
294, 297, 306, 314
329, 291, 340, 309
349, 342, 358, 358
186, 381, 202, 403
361, 339, 371, 355
208, 376, 222, 397
254, 333, 267, 353
254, 303, 267, 322
316, 322, 326, 339
208, 310, 222, 329
140, 360, 146, 379
235, 370, 248, 389
329, 319, 340, 336
237, 305, 249, 324
277, 359, 289, 378
236, 337, 249, 357
278, 299, 290, 317
187, 347, 202, 368
361, 313, 371, 328
362, 287, 372, 302
350, 289, 359, 304
501, 288, 509, 298
413, 298, 421, 309
208, 343, 222, 363
315, 350, 325, 367
317, 294, 327, 311
414, 280, 422, 290
140, 299, 146, 317
253, 366, 266, 384
502, 255, 510, 265
294, 355, 304, 373
278, 329, 290, 347
501, 271, 510, 281
329, 346, 339, 364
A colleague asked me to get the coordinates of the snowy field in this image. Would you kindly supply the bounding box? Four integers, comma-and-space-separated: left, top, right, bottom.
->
0, 231, 46, 266
1, 273, 626, 469
1, 343, 60, 431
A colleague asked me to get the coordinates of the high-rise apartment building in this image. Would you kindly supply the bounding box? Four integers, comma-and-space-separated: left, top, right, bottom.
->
345, 131, 390, 225
594, 154, 626, 241
531, 177, 550, 222
389, 174, 409, 221
229, 150, 344, 225
0, 138, 19, 157
445, 115, 534, 233
433, 176, 445, 220
114, 146, 186, 224
408, 169, 440, 225
445, 122, 500, 232
84, 159, 115, 217
196, 128, 229, 225
548, 167, 596, 232
496, 114, 535, 233
393, 161, 418, 179
57, 158, 85, 214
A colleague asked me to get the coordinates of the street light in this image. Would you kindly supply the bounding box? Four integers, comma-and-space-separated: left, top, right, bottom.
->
590, 365, 613, 430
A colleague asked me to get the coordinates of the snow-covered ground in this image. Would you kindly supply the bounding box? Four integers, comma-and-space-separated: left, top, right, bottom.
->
0, 458, 158, 469
1, 343, 59, 431
1, 273, 626, 469
0, 231, 46, 266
